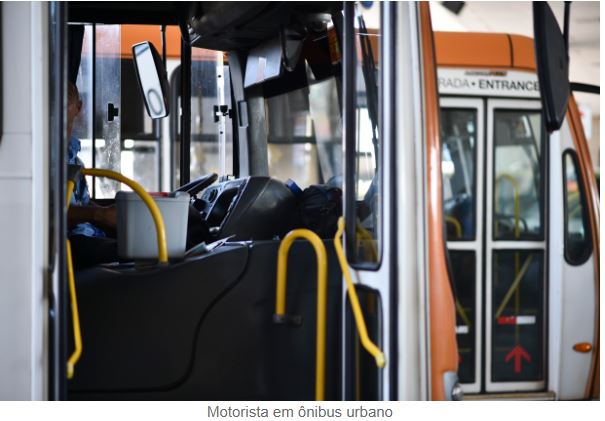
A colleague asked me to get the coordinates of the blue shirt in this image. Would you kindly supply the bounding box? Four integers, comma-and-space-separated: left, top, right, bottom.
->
68, 136, 106, 238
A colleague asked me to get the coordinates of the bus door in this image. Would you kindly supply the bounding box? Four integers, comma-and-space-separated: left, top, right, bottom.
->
340, 2, 459, 400
440, 97, 485, 394
442, 91, 549, 394
547, 96, 598, 400
341, 1, 389, 401
486, 98, 545, 393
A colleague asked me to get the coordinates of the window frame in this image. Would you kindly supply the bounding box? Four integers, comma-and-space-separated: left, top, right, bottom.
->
441, 97, 484, 394
484, 98, 547, 393
562, 148, 593, 265
343, 1, 383, 270
441, 106, 480, 242
491, 107, 546, 242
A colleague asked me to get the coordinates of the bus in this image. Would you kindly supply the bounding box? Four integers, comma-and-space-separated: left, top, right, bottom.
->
0, 1, 598, 401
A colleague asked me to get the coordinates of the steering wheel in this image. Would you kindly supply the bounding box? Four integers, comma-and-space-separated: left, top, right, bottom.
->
174, 173, 218, 196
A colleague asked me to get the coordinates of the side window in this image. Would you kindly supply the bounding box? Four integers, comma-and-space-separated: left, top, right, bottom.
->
493, 109, 544, 240
563, 150, 592, 264
75, 24, 172, 197
73, 24, 122, 199
441, 108, 477, 241
348, 2, 381, 266
265, 31, 342, 188
265, 82, 321, 187
174, 49, 232, 186
190, 50, 232, 179
120, 55, 161, 192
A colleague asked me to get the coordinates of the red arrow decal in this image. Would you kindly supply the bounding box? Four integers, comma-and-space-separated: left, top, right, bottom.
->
504, 345, 531, 373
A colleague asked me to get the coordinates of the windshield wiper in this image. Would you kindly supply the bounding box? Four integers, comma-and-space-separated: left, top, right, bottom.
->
357, 12, 379, 164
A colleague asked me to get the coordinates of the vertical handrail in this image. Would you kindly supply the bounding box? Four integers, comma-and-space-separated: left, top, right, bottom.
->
334, 217, 386, 368
443, 215, 471, 328
274, 229, 328, 401
495, 173, 524, 343
66, 180, 82, 379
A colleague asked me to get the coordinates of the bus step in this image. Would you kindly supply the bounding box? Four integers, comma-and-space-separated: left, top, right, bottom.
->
463, 391, 556, 401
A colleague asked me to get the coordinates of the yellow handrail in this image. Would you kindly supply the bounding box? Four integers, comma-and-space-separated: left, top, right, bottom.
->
275, 229, 328, 401
66, 239, 82, 379
494, 173, 523, 338
355, 223, 378, 262
80, 168, 168, 264
66, 180, 82, 379
334, 217, 386, 369
494, 255, 534, 318
65, 168, 170, 379
455, 300, 472, 328
445, 215, 462, 239
67, 179, 76, 208
443, 216, 471, 328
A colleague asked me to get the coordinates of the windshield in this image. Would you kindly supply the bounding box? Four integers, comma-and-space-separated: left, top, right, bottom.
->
266, 64, 342, 188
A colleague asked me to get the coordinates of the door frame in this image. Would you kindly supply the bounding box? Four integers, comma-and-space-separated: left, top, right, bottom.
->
484, 98, 546, 393
440, 96, 485, 394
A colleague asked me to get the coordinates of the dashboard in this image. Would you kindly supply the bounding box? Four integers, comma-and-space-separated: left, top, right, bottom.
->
193, 176, 298, 241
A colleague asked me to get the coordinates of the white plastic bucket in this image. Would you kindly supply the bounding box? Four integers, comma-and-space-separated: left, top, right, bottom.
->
116, 191, 190, 260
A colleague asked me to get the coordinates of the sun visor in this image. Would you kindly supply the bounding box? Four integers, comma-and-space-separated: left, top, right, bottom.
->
244, 37, 284, 88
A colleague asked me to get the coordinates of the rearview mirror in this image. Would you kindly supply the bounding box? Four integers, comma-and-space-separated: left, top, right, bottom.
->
132, 41, 170, 119
533, 2, 569, 132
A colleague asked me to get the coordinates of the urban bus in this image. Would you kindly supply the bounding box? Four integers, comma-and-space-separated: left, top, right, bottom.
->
0, 1, 599, 401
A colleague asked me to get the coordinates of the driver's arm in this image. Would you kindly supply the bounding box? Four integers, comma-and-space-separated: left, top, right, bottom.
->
68, 205, 117, 237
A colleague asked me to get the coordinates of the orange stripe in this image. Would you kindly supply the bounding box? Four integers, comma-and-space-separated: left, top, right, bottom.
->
420, 4, 459, 401
509, 34, 536, 71
435, 31, 536, 71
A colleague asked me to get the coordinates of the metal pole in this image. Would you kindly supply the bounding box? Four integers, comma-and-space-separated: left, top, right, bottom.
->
180, 37, 191, 185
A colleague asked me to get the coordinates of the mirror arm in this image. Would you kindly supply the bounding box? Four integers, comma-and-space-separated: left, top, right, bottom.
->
161, 24, 167, 70
179, 21, 191, 46
564, 1, 571, 57
570, 82, 600, 95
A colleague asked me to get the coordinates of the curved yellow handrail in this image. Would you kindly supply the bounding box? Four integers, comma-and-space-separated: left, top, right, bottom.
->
66, 180, 82, 379
275, 229, 328, 401
445, 215, 462, 239
495, 173, 521, 239
80, 168, 168, 264
334, 217, 385, 369
65, 168, 169, 379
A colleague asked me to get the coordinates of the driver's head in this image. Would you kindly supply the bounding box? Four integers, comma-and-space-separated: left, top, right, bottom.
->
67, 81, 82, 137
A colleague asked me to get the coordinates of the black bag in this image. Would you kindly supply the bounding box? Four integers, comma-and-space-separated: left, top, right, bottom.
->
299, 185, 342, 238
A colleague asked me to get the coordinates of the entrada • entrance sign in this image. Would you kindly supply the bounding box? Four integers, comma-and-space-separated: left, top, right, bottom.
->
438, 68, 540, 98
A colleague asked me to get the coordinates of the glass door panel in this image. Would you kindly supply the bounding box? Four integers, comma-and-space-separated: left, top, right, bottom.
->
440, 97, 483, 394
486, 99, 546, 392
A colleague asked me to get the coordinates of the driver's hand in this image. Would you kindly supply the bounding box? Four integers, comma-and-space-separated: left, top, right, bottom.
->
94, 205, 117, 236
